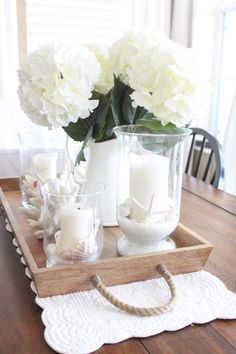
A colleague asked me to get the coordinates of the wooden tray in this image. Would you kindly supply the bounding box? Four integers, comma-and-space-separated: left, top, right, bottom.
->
0, 177, 213, 298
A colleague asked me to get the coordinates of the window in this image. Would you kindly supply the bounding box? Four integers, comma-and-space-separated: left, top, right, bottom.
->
23, 0, 171, 53
26, 0, 133, 52
212, 2, 236, 143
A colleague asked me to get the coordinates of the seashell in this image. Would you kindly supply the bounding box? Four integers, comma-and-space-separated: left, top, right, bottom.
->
55, 224, 98, 262
28, 197, 43, 209
22, 172, 80, 240
119, 201, 131, 217
34, 230, 44, 240
22, 207, 41, 218
130, 198, 151, 220
119, 197, 149, 220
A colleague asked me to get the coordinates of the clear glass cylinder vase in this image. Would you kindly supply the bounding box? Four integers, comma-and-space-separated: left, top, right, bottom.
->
18, 127, 67, 209
113, 125, 191, 256
41, 179, 105, 267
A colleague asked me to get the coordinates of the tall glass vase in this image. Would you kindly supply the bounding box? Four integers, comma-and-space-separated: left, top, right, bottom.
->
113, 125, 191, 256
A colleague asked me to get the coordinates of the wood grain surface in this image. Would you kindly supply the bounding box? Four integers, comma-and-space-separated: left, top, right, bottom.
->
0, 154, 236, 354
182, 175, 236, 216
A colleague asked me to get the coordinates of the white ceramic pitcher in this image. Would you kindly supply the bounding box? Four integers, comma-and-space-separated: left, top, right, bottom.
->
67, 138, 118, 226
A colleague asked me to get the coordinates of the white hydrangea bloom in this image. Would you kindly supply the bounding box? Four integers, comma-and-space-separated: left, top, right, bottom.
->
17, 43, 101, 128
85, 43, 113, 94
110, 29, 203, 127
109, 29, 165, 85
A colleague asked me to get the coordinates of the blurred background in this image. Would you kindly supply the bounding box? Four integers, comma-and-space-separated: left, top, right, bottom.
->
0, 0, 235, 193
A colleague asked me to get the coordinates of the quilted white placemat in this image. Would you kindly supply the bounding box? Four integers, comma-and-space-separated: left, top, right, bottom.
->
35, 271, 236, 354
6, 223, 236, 354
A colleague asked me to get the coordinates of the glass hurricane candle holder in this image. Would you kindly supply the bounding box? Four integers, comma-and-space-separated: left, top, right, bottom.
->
18, 127, 67, 209
41, 178, 105, 267
113, 125, 191, 256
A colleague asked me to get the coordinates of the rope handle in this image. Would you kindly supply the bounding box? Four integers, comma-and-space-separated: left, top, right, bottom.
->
90, 264, 177, 316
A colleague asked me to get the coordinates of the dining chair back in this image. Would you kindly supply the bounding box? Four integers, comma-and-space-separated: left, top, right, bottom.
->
185, 127, 223, 188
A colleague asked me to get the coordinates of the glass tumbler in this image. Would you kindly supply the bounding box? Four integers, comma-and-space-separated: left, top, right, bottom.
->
113, 125, 191, 256
18, 127, 67, 208
41, 179, 105, 267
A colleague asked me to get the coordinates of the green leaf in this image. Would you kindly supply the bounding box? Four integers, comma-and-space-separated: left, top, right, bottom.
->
92, 94, 113, 142
62, 90, 104, 142
63, 117, 93, 142
64, 92, 117, 166
99, 106, 116, 141
111, 76, 130, 125
133, 106, 148, 121
136, 118, 176, 131
122, 88, 136, 124
75, 124, 94, 166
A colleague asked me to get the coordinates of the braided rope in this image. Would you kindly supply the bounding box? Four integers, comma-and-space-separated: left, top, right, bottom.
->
90, 264, 177, 316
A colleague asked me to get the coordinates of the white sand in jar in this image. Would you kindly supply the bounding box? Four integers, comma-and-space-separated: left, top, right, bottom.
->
118, 211, 179, 244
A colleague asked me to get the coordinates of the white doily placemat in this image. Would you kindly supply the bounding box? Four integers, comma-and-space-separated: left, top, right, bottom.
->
5, 223, 236, 354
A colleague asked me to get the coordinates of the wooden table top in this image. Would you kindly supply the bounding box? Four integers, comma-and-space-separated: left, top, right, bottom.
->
0, 153, 236, 354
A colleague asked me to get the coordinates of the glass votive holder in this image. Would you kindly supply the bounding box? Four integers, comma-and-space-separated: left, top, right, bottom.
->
41, 178, 105, 267
18, 126, 67, 209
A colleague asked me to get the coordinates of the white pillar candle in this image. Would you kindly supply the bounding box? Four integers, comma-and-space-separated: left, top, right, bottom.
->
59, 204, 94, 249
33, 153, 57, 182
129, 153, 169, 215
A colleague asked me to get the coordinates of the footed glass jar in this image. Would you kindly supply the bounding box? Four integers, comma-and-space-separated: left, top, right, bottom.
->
113, 125, 191, 256
41, 179, 105, 267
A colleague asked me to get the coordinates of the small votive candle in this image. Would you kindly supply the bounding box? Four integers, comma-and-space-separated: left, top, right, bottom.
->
33, 153, 57, 182
59, 204, 94, 249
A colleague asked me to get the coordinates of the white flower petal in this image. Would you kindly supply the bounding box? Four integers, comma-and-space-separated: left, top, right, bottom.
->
17, 44, 101, 128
